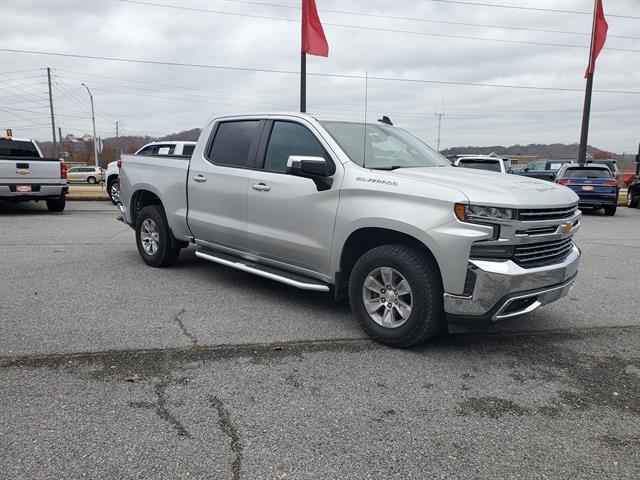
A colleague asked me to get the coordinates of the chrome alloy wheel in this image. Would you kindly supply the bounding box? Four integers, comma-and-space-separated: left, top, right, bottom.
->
140, 218, 160, 255
362, 267, 413, 328
110, 182, 120, 203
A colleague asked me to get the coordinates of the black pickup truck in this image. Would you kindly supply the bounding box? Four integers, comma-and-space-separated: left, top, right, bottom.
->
514, 159, 574, 182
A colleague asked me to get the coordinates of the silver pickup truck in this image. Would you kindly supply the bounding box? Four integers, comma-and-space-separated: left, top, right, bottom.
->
0, 136, 68, 211
119, 113, 581, 347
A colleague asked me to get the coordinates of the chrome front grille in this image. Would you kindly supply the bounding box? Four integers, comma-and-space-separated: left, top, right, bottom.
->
513, 237, 574, 266
517, 205, 578, 221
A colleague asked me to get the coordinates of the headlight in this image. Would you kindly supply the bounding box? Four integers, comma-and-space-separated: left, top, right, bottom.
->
454, 203, 515, 222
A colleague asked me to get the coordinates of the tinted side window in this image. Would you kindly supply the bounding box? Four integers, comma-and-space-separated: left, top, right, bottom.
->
208, 121, 260, 167
137, 146, 154, 156
182, 145, 195, 156
264, 121, 328, 173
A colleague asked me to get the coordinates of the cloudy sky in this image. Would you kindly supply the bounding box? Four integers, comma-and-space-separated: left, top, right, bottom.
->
0, 0, 638, 152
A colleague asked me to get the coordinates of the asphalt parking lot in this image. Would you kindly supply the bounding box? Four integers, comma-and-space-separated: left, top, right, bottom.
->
1, 201, 639, 479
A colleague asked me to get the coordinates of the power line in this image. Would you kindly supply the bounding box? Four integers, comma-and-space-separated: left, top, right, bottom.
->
117, 0, 639, 52
2, 48, 638, 95
214, 0, 640, 40
426, 0, 640, 20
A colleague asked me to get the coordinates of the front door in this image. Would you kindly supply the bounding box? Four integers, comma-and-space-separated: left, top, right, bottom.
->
187, 119, 263, 252
247, 120, 341, 278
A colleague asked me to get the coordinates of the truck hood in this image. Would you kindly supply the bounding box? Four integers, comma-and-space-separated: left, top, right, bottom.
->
389, 167, 579, 208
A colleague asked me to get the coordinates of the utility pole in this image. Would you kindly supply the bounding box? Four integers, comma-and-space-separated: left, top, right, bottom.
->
435, 101, 445, 152
82, 83, 99, 168
58, 127, 63, 158
46, 67, 57, 157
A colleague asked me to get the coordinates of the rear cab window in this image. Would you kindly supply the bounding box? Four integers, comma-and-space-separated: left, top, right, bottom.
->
182, 145, 195, 156
458, 159, 501, 172
206, 120, 261, 168
0, 139, 40, 157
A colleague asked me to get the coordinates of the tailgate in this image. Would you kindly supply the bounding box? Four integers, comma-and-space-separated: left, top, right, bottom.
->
0, 157, 61, 183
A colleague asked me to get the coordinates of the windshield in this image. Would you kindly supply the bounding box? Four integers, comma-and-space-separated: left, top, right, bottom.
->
563, 167, 612, 179
320, 121, 450, 169
0, 139, 39, 157
457, 159, 501, 172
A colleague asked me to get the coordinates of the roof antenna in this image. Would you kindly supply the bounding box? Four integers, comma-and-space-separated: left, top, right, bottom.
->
363, 71, 368, 169
378, 115, 393, 126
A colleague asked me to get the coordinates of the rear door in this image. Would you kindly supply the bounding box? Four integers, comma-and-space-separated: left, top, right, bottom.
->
187, 119, 263, 252
246, 119, 341, 278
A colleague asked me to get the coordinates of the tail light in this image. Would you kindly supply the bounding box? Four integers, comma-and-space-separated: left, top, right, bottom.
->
117, 159, 122, 169
602, 181, 618, 187
60, 162, 68, 180
556, 179, 572, 185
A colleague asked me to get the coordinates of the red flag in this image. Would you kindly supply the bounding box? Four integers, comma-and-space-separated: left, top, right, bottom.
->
302, 0, 328, 57
585, 0, 608, 78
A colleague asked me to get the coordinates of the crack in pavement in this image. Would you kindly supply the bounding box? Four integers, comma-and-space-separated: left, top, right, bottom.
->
174, 308, 199, 348
208, 395, 242, 480
130, 378, 191, 438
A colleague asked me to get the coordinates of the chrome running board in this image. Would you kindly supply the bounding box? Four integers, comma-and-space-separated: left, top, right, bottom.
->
195, 249, 330, 292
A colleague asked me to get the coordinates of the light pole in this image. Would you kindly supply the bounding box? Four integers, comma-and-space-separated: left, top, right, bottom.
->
81, 83, 99, 168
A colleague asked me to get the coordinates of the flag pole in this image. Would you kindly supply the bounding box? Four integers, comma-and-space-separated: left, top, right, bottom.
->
300, 51, 306, 113
578, 0, 599, 166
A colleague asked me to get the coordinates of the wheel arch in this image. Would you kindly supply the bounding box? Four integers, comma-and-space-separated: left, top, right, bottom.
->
334, 225, 443, 299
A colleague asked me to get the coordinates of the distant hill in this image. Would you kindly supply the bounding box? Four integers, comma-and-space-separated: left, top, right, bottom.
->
36, 128, 634, 170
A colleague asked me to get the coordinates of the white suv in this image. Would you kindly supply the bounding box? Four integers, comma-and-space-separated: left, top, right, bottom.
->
105, 141, 196, 204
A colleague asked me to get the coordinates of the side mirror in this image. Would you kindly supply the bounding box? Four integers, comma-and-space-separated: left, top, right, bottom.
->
286, 156, 333, 191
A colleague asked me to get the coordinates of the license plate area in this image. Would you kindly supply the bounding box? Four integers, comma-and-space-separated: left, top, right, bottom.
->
582, 185, 594, 191
16, 185, 32, 193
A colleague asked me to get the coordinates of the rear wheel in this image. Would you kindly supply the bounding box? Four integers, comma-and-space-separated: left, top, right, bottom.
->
349, 244, 444, 348
627, 190, 638, 208
604, 204, 617, 216
46, 196, 66, 212
107, 178, 120, 205
135, 205, 181, 267
87, 176, 97, 184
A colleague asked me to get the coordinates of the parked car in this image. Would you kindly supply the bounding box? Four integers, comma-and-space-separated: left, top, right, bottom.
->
626, 175, 639, 208
0, 135, 68, 211
555, 164, 619, 216
105, 141, 196, 205
454, 155, 513, 174
67, 166, 103, 184
118, 113, 581, 348
515, 159, 574, 182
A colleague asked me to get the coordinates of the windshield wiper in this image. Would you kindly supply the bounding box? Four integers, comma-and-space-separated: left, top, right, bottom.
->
370, 165, 407, 171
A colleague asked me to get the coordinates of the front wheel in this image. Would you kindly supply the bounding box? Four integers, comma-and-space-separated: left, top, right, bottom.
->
135, 205, 181, 267
46, 196, 66, 212
87, 176, 97, 184
627, 190, 638, 208
349, 244, 444, 348
604, 204, 617, 216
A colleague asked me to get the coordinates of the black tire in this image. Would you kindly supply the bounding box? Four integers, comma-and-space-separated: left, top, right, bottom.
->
87, 176, 97, 184
349, 244, 444, 348
107, 178, 119, 205
46, 196, 66, 212
627, 190, 638, 208
604, 204, 617, 216
135, 205, 181, 267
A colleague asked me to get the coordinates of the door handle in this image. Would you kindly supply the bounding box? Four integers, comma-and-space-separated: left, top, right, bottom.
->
193, 174, 207, 183
251, 183, 271, 192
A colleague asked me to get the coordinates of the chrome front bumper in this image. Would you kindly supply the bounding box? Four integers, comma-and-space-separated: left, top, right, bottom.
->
444, 245, 580, 322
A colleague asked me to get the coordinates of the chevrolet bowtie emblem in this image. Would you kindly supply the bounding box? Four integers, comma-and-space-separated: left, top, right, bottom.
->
16, 168, 29, 175
559, 223, 573, 234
